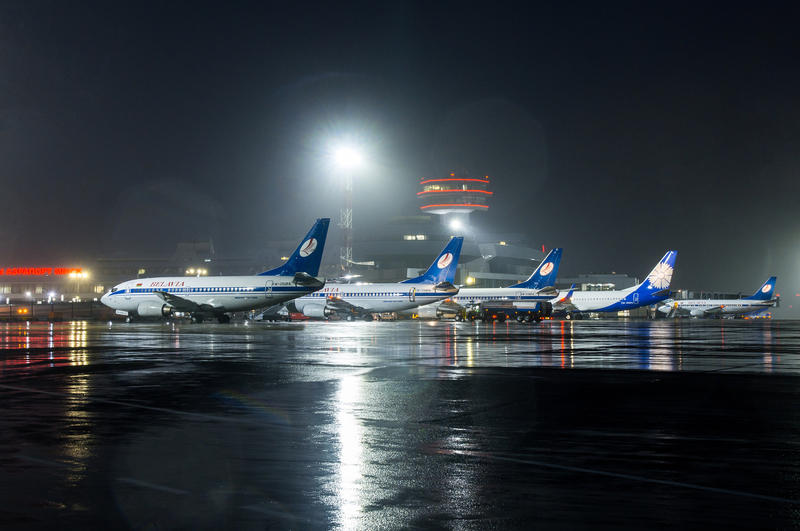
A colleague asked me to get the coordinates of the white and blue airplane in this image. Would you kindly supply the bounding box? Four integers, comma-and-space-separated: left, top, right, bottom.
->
415, 247, 563, 319
552, 250, 678, 318
657, 276, 777, 318
292, 237, 464, 320
101, 218, 330, 323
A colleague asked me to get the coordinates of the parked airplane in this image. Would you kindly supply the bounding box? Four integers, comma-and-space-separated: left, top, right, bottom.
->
101, 218, 330, 323
657, 276, 777, 318
291, 237, 464, 320
415, 247, 563, 319
553, 250, 677, 318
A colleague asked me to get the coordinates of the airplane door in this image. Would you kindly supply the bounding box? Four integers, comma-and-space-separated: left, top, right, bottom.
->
265, 280, 273, 299
409, 287, 416, 302
632, 293, 639, 305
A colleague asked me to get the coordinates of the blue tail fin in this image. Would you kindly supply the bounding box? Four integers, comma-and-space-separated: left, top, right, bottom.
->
402, 237, 464, 284
259, 218, 330, 277
744, 276, 777, 301
637, 250, 677, 293
508, 248, 563, 289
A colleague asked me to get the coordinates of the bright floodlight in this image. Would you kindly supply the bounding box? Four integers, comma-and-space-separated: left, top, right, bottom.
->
449, 219, 462, 231
333, 146, 363, 169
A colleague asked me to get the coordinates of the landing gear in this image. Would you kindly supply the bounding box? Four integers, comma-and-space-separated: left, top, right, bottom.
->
217, 314, 231, 324
125, 316, 133, 323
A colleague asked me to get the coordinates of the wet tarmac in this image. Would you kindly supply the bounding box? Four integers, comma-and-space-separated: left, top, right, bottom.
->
2, 319, 800, 529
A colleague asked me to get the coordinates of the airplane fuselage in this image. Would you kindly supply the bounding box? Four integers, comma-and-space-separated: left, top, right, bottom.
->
556, 286, 667, 313
101, 275, 320, 315
294, 282, 458, 315
660, 299, 774, 317
415, 287, 554, 315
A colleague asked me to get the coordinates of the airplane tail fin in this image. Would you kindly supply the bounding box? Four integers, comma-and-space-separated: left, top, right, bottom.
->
743, 276, 777, 301
636, 250, 677, 293
633, 251, 678, 300
402, 237, 464, 284
557, 284, 576, 304
508, 248, 563, 289
259, 218, 330, 277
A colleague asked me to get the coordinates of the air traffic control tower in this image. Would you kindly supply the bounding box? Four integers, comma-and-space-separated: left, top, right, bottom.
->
417, 172, 493, 229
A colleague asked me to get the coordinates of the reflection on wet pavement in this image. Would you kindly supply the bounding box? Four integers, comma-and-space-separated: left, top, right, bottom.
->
1, 319, 800, 528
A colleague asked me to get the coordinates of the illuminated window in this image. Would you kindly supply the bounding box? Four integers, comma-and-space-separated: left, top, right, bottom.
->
35, 286, 43, 294
94, 285, 105, 294
416, 234, 426, 240
403, 235, 416, 240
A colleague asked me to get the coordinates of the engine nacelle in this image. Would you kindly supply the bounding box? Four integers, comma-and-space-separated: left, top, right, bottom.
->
690, 309, 706, 317
302, 304, 330, 318
137, 302, 173, 317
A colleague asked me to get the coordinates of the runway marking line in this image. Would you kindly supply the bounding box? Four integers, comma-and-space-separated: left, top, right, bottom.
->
445, 448, 800, 505
0, 383, 282, 427
116, 477, 189, 495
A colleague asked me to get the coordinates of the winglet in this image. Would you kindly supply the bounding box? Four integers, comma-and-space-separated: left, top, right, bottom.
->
508, 248, 563, 289
402, 237, 464, 284
259, 218, 330, 277
743, 276, 777, 301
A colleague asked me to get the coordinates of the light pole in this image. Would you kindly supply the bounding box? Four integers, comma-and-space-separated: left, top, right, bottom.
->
333, 146, 363, 273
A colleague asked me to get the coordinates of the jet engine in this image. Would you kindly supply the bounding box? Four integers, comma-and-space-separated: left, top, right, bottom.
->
690, 309, 706, 317
302, 305, 331, 318
137, 302, 174, 317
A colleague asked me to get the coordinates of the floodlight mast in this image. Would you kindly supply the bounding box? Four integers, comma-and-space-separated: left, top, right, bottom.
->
333, 146, 363, 273
341, 172, 353, 272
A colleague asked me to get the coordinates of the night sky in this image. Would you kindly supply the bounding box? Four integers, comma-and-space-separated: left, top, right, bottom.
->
2, 2, 799, 305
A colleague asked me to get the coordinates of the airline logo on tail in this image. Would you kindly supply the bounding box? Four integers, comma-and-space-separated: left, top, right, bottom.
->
539, 262, 554, 276
437, 252, 454, 269
762, 283, 772, 294
299, 238, 318, 257
645, 251, 676, 290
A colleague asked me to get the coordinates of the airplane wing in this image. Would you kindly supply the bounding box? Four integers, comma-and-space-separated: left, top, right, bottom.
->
154, 290, 221, 313
437, 298, 465, 312
324, 295, 370, 316
666, 301, 686, 317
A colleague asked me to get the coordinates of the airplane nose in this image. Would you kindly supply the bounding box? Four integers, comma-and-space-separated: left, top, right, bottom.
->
100, 293, 109, 306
